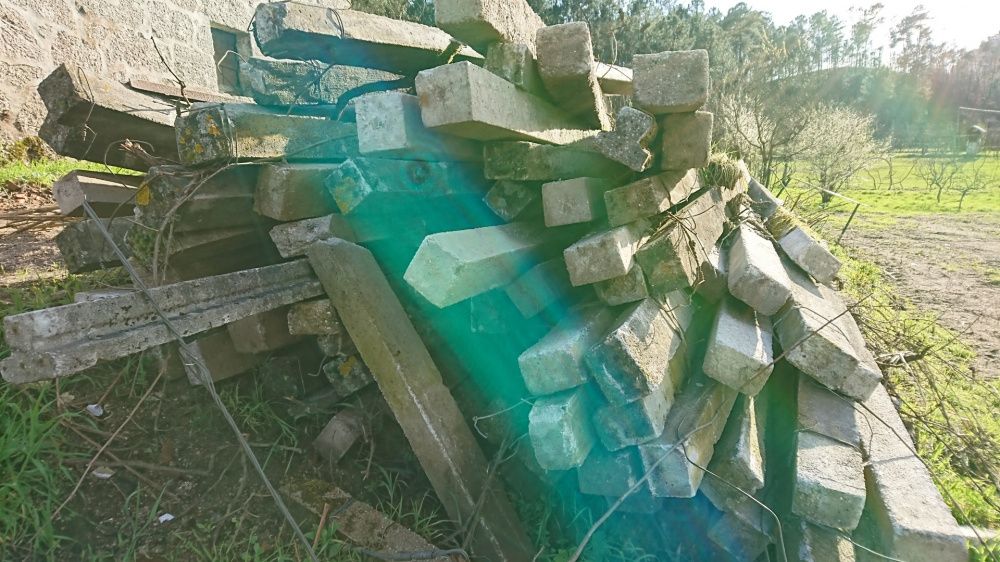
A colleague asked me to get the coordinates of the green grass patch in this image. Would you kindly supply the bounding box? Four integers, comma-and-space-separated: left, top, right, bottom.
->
833, 245, 1000, 528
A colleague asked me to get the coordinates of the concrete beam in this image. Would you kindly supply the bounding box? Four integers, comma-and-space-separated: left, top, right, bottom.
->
484, 43, 545, 96
485, 141, 627, 181
322, 354, 374, 398
306, 238, 535, 562
484, 180, 542, 222
792, 430, 866, 531
707, 395, 765, 499
542, 177, 614, 227
633, 50, 710, 114
518, 305, 617, 396
595, 62, 634, 96
288, 299, 341, 336
254, 2, 481, 74
255, 163, 340, 221
727, 224, 793, 315
138, 166, 259, 233
54, 219, 131, 274
415, 62, 597, 145
53, 171, 141, 217
228, 308, 300, 354
435, 0, 545, 53
604, 168, 699, 227
564, 220, 650, 287
778, 227, 842, 285
535, 22, 612, 129
356, 92, 482, 162
594, 265, 649, 306
660, 111, 713, 171
37, 64, 177, 170
175, 103, 357, 166
1, 261, 323, 384
573, 107, 658, 172
183, 329, 264, 385
528, 387, 596, 470
239, 56, 406, 106
269, 215, 358, 259
504, 258, 577, 319
702, 298, 774, 396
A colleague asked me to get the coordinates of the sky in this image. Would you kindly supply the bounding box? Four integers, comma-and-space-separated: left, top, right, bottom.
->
697, 0, 1000, 51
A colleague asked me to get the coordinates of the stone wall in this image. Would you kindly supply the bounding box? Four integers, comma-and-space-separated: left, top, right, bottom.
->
0, 0, 337, 143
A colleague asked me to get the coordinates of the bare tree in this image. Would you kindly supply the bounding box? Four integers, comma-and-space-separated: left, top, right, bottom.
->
916, 156, 961, 203
796, 105, 888, 203
952, 157, 996, 211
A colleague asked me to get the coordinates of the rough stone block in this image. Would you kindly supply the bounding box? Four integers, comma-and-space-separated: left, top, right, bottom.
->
702, 298, 774, 395
659, 111, 713, 170
138, 166, 259, 233
415, 62, 596, 145
707, 395, 765, 499
326, 158, 487, 217
528, 388, 595, 470
797, 374, 861, 447
775, 265, 882, 401
542, 177, 613, 227
633, 50, 710, 114
572, 106, 658, 172
747, 177, 783, 220
727, 224, 792, 315
269, 215, 358, 259
287, 299, 341, 336
484, 180, 541, 222
254, 3, 481, 74
306, 239, 534, 562
535, 22, 611, 129
228, 308, 300, 354
53, 171, 140, 217
518, 305, 616, 395
356, 92, 481, 162
564, 220, 649, 287
184, 329, 263, 385
239, 56, 406, 106
639, 373, 737, 497
484, 42, 544, 96
594, 265, 649, 306
484, 141, 627, 181
54, 219, 131, 273
505, 258, 576, 319
404, 222, 547, 308
176, 103, 357, 166
577, 445, 642, 497
604, 168, 699, 227
593, 378, 674, 450
322, 354, 374, 397
778, 227, 842, 285
792, 430, 866, 531
255, 163, 340, 221
585, 294, 692, 406
314, 409, 365, 463
435, 0, 545, 53
857, 385, 972, 561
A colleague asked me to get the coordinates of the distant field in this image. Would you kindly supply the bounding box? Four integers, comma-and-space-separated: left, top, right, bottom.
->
779, 152, 1000, 217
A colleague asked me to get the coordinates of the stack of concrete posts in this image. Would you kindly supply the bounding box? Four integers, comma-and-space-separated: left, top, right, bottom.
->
6, 1, 983, 560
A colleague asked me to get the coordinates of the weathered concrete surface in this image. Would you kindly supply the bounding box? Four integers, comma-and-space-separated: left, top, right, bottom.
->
779, 226, 842, 285
707, 395, 765, 500
775, 265, 882, 401
528, 387, 595, 470
634, 187, 729, 293
254, 2, 481, 74
564, 220, 650, 287
572, 106, 658, 172
314, 409, 365, 464
175, 103, 357, 166
239, 56, 406, 107
326, 158, 488, 216
747, 177, 783, 220
228, 308, 300, 354
593, 377, 675, 450
585, 293, 692, 406
696, 245, 729, 303
151, 227, 284, 283
595, 62, 634, 95
792, 430, 866, 531
856, 384, 974, 561
54, 218, 131, 273
0, 260, 322, 384
633, 50, 710, 114
269, 215, 358, 259
504, 258, 576, 319
638, 372, 737, 497
484, 141, 627, 181
577, 445, 642, 497
727, 224, 793, 315
797, 374, 861, 447
37, 64, 178, 170
595, 265, 649, 306
535, 22, 612, 129
542, 177, 613, 227
659, 111, 713, 170
708, 497, 774, 561
702, 298, 774, 395
255, 163, 340, 221
518, 305, 616, 395
435, 0, 545, 53
484, 43, 545, 96
415, 62, 597, 145
138, 166, 259, 233
306, 238, 534, 562
484, 180, 541, 222
404, 222, 547, 308
287, 299, 341, 336
356, 92, 482, 162
53, 171, 140, 217
604, 168, 699, 227
322, 354, 374, 397
183, 329, 263, 385
284, 479, 452, 561
792, 519, 857, 562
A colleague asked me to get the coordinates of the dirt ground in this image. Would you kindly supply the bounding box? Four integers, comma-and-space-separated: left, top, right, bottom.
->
0, 176, 66, 285
838, 212, 1000, 379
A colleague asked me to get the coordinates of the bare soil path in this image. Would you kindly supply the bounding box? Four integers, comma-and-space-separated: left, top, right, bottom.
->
839, 212, 1000, 379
